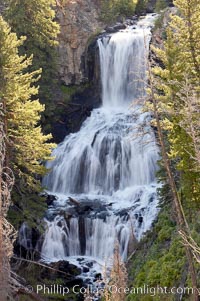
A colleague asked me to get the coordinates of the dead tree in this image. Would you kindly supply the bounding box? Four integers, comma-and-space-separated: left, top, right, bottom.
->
0, 111, 16, 300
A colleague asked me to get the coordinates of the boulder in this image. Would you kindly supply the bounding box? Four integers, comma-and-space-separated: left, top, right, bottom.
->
113, 23, 126, 31
41, 260, 82, 282
105, 26, 117, 33
46, 194, 57, 206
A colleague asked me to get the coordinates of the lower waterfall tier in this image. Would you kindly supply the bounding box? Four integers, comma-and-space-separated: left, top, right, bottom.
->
41, 181, 159, 263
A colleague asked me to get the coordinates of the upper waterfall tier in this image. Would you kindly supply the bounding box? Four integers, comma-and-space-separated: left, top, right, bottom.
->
98, 14, 154, 108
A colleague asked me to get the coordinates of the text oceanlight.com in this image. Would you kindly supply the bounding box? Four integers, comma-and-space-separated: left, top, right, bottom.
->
33, 284, 200, 296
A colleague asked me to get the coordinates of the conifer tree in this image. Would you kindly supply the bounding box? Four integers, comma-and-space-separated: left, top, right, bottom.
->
0, 16, 54, 190
146, 1, 200, 299
155, 0, 168, 12
101, 0, 137, 22
151, 0, 200, 204
4, 0, 60, 125
5, 0, 59, 48
135, 0, 148, 14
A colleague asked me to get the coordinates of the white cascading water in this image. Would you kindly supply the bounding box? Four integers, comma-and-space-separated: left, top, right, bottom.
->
41, 14, 159, 267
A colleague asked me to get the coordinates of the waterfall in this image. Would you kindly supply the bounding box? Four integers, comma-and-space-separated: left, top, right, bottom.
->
98, 29, 147, 107
41, 14, 159, 265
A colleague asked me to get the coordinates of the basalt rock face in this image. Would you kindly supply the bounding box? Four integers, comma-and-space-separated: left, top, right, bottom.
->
56, 0, 104, 85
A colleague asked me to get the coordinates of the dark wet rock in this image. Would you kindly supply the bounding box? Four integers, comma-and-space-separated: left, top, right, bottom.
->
149, 196, 155, 203
46, 194, 57, 206
83, 266, 90, 273
91, 130, 100, 147
85, 278, 92, 284
131, 15, 138, 21
57, 261, 81, 275
14, 245, 41, 261
105, 26, 117, 33
125, 19, 136, 26
77, 205, 93, 215
94, 273, 102, 281
117, 208, 130, 218
105, 23, 126, 33
85, 261, 93, 268
14, 223, 42, 260
135, 198, 140, 203
65, 207, 78, 216
113, 23, 126, 31
65, 198, 109, 218
138, 216, 143, 224
96, 211, 110, 220
41, 260, 82, 283
79, 217, 86, 254
77, 258, 85, 262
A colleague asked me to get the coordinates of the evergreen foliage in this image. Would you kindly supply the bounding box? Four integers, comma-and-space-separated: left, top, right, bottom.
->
5, 0, 59, 48
135, 0, 148, 14
151, 0, 200, 205
101, 0, 137, 23
155, 0, 168, 12
0, 16, 55, 190
128, 2, 200, 299
127, 206, 196, 301
4, 0, 60, 129
135, 0, 169, 14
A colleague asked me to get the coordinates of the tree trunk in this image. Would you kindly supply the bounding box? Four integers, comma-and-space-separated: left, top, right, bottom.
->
0, 172, 7, 301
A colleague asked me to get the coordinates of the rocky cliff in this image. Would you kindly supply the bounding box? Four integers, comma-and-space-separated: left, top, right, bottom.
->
56, 0, 104, 85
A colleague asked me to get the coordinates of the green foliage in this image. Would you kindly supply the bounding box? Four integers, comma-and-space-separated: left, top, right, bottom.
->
4, 0, 60, 130
0, 16, 55, 190
127, 207, 189, 301
128, 4, 200, 298
5, 0, 59, 48
7, 191, 47, 230
153, 13, 164, 30
155, 0, 168, 12
13, 260, 78, 301
151, 0, 200, 205
135, 0, 148, 14
101, 0, 137, 23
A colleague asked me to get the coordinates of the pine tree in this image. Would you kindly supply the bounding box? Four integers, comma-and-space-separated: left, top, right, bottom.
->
0, 16, 55, 190
155, 0, 168, 12
5, 0, 59, 48
4, 0, 60, 127
135, 0, 148, 14
151, 0, 200, 204
101, 0, 137, 22
171, 0, 200, 79
147, 1, 200, 298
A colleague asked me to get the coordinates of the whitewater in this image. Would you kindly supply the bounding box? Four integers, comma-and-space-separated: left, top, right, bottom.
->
40, 14, 159, 273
